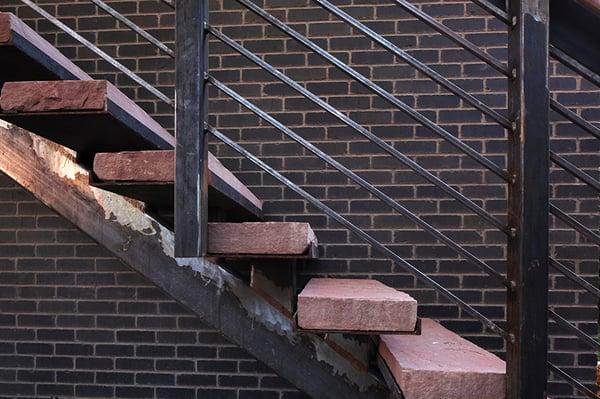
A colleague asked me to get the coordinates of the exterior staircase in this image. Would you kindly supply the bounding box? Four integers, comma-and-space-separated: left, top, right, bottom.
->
0, 10, 509, 399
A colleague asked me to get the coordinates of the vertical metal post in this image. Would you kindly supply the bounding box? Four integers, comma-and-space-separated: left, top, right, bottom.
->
507, 0, 550, 398
175, 0, 209, 257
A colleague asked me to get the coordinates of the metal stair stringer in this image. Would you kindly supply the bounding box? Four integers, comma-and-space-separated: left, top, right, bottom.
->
0, 120, 389, 399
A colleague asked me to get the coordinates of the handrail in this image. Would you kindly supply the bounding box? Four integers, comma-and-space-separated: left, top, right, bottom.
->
18, 0, 173, 106
208, 26, 510, 235
160, 0, 175, 8
314, 0, 512, 129
392, 0, 510, 76
236, 0, 510, 182
548, 310, 600, 351
550, 204, 600, 245
90, 0, 175, 58
470, 0, 510, 24
550, 151, 600, 192
549, 258, 600, 299
551, 99, 600, 140
208, 124, 509, 339
209, 75, 511, 288
550, 45, 600, 88
548, 363, 597, 399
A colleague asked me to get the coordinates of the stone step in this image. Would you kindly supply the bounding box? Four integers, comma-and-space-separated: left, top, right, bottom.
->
0, 80, 262, 220
208, 222, 318, 258
0, 80, 174, 159
379, 318, 505, 399
297, 278, 417, 333
1, 12, 90, 88
93, 150, 262, 220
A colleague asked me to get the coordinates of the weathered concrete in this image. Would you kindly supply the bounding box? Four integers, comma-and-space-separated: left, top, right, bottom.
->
298, 278, 417, 332
379, 318, 506, 399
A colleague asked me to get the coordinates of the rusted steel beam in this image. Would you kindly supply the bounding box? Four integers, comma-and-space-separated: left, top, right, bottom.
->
0, 121, 387, 399
506, 0, 550, 398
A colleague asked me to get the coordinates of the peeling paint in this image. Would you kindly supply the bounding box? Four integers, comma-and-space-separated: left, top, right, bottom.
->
227, 274, 296, 338
90, 187, 157, 236
313, 336, 379, 391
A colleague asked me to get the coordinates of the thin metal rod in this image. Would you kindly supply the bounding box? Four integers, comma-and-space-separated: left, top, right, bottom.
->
550, 151, 600, 192
550, 45, 600, 88
548, 309, 600, 351
160, 0, 175, 8
236, 0, 510, 182
550, 99, 600, 140
209, 125, 509, 339
548, 363, 598, 399
19, 0, 173, 106
550, 258, 600, 299
550, 204, 600, 245
470, 0, 511, 24
393, 0, 510, 76
209, 26, 509, 235
314, 0, 512, 129
210, 76, 511, 288
90, 0, 175, 58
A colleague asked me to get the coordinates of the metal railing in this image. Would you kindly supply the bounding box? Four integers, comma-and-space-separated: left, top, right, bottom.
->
8, 0, 598, 397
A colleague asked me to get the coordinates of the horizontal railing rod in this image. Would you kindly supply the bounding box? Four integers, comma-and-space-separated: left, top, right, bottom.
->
548, 363, 598, 399
470, 0, 511, 24
314, 0, 512, 129
550, 204, 600, 245
548, 309, 600, 351
550, 151, 600, 192
393, 0, 509, 76
550, 45, 600, 88
209, 26, 509, 235
236, 0, 510, 182
209, 76, 511, 288
90, 0, 175, 58
549, 258, 600, 299
550, 99, 600, 140
18, 0, 173, 106
208, 124, 510, 339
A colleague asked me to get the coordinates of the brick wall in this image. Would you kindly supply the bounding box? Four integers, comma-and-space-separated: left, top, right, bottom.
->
0, 0, 598, 398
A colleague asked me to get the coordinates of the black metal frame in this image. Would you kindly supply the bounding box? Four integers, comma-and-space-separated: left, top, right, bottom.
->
506, 1, 550, 398
174, 0, 209, 257
14, 0, 600, 397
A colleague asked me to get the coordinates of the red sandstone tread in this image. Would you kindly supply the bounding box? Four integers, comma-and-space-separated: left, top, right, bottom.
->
379, 318, 506, 399
208, 222, 318, 258
297, 278, 418, 333
0, 12, 89, 80
93, 150, 263, 213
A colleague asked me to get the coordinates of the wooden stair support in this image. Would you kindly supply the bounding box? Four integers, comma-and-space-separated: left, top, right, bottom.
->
0, 121, 387, 399
297, 278, 418, 333
379, 318, 505, 399
0, 80, 262, 219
